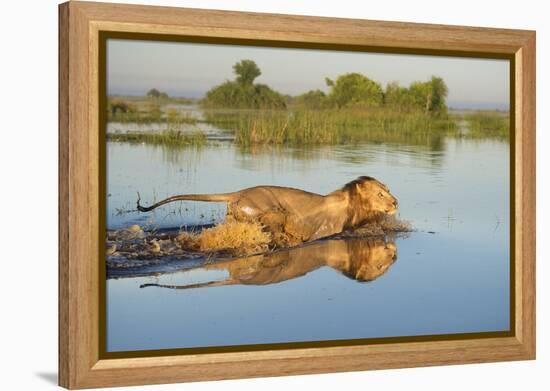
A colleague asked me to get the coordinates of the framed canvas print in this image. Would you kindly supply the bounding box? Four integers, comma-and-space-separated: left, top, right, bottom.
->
58, 1, 536, 389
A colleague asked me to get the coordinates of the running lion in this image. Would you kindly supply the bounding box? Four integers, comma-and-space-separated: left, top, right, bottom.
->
137, 176, 398, 246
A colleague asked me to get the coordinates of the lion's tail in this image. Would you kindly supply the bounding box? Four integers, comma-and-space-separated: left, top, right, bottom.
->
136, 192, 236, 212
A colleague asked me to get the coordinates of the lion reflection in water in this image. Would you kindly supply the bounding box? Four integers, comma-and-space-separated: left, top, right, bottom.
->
140, 238, 397, 290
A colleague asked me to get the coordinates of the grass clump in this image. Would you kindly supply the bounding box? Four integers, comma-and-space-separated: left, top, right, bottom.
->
177, 220, 272, 256
107, 129, 207, 146
462, 111, 509, 139
107, 98, 198, 124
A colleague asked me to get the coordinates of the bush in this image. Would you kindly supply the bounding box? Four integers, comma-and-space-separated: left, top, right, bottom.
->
202, 81, 286, 109
325, 73, 384, 108
295, 89, 327, 109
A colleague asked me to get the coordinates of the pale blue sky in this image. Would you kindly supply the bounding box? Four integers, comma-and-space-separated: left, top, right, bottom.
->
107, 39, 510, 110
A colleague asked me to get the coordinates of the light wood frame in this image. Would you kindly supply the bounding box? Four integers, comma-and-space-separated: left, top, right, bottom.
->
59, 1, 536, 389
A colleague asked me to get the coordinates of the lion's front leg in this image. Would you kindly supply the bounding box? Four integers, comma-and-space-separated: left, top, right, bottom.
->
257, 210, 301, 248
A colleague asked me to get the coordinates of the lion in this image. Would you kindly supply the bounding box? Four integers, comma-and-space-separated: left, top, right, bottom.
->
137, 176, 398, 246
140, 237, 397, 290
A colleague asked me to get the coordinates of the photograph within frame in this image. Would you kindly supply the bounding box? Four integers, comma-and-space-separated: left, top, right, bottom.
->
99, 31, 515, 359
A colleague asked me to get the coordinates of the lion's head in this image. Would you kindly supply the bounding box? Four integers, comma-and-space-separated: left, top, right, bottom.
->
343, 176, 398, 224
340, 239, 397, 282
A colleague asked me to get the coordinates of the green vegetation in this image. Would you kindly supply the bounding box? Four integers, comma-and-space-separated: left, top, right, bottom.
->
324, 73, 384, 108
296, 74, 449, 117
107, 60, 509, 148
233, 59, 261, 86
201, 60, 287, 109
196, 60, 463, 145
294, 89, 326, 110
385, 78, 448, 116
107, 96, 197, 124
107, 128, 206, 146
206, 109, 457, 146
461, 111, 509, 139
202, 81, 287, 109
146, 88, 170, 101
169, 97, 196, 105
147, 88, 162, 99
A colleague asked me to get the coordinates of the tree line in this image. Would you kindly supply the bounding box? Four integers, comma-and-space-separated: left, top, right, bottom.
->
201, 59, 449, 116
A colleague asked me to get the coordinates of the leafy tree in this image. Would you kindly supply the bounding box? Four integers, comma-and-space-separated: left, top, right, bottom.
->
147, 88, 161, 99
384, 82, 415, 111
325, 73, 383, 108
409, 76, 448, 116
428, 76, 448, 116
233, 60, 261, 86
251, 84, 287, 108
409, 81, 431, 112
295, 89, 327, 109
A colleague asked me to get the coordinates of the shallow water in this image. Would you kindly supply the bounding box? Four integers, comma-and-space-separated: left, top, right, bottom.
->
106, 130, 510, 352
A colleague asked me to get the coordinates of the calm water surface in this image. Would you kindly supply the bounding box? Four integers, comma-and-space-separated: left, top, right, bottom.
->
106, 127, 510, 352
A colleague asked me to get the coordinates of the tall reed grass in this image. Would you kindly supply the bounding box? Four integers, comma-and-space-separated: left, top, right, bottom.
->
462, 111, 509, 139
107, 128, 206, 146
206, 109, 458, 146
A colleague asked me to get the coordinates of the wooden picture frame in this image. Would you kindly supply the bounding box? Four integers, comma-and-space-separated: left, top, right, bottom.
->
59, 1, 536, 388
